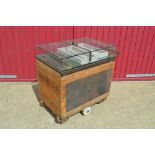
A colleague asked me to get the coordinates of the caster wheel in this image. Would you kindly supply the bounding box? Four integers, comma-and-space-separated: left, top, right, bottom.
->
39, 100, 44, 107
55, 116, 68, 124
81, 107, 91, 116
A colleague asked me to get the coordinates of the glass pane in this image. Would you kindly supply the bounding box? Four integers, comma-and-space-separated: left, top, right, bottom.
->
36, 38, 118, 74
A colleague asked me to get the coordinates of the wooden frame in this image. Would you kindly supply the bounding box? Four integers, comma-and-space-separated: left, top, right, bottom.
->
36, 60, 115, 122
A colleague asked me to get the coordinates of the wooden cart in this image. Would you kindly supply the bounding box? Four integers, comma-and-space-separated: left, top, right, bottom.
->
36, 60, 115, 123
36, 38, 118, 123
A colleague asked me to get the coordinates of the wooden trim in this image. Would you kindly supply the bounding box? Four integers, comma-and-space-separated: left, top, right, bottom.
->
36, 60, 62, 117
38, 72, 61, 96
109, 62, 115, 89
61, 61, 114, 84
60, 84, 67, 116
36, 60, 61, 84
39, 82, 60, 101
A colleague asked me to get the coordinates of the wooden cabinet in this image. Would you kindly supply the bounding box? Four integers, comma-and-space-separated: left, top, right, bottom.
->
36, 60, 115, 123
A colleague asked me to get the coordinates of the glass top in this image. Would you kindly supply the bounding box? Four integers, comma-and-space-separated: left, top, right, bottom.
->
36, 38, 118, 75
37, 38, 116, 60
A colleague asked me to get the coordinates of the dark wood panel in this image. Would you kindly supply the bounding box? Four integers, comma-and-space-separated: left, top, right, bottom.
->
66, 69, 112, 111
64, 92, 109, 118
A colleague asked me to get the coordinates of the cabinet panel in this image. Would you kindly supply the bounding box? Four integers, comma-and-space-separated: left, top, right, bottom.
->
66, 69, 112, 111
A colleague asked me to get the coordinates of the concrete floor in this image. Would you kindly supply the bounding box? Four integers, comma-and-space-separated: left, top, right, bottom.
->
0, 81, 155, 128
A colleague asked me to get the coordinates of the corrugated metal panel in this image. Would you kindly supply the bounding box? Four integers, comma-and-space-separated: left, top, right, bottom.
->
73, 26, 155, 80
0, 26, 155, 81
0, 26, 74, 81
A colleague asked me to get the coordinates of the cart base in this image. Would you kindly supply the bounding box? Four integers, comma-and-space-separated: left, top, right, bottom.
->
39, 93, 109, 124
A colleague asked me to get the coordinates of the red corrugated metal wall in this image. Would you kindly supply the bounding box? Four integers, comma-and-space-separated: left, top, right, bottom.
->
0, 26, 155, 81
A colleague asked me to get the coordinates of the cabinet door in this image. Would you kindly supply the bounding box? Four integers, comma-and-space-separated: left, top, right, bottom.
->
66, 68, 112, 111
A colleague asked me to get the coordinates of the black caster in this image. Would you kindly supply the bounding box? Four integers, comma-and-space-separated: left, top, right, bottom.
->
81, 107, 91, 116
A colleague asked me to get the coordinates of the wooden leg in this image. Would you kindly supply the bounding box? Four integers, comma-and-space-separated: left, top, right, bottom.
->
102, 97, 107, 101
39, 100, 44, 107
55, 116, 68, 124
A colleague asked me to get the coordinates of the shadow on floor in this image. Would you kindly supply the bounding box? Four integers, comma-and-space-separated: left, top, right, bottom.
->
31, 82, 58, 123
